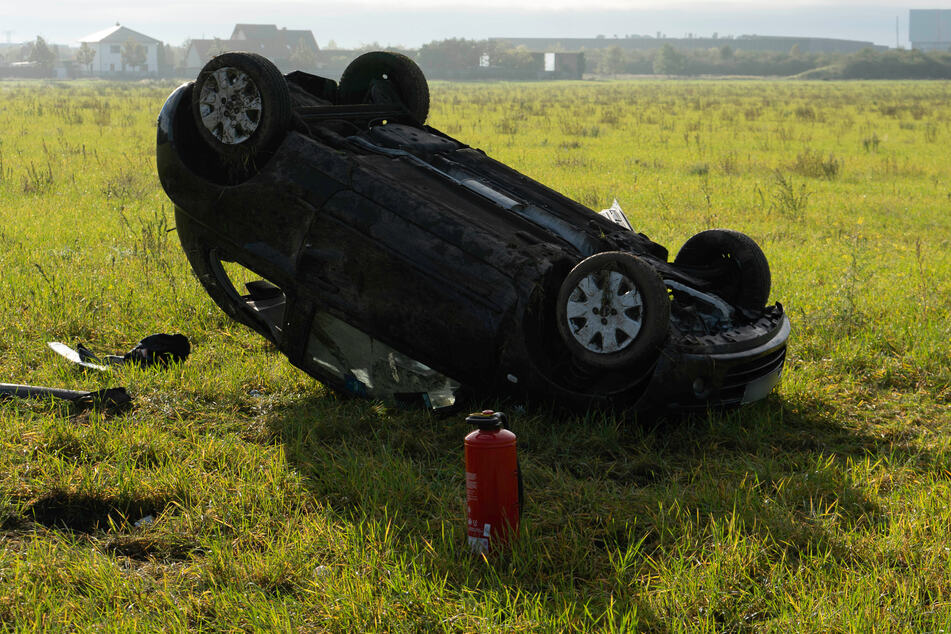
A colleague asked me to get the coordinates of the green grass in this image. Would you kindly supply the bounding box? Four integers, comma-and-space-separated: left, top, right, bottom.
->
0, 77, 949, 631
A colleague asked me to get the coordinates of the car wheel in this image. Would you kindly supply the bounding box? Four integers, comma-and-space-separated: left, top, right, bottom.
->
191, 52, 291, 160
338, 51, 430, 124
674, 229, 771, 310
556, 252, 670, 371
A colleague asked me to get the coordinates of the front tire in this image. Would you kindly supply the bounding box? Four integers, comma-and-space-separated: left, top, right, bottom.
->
674, 229, 771, 310
556, 252, 670, 371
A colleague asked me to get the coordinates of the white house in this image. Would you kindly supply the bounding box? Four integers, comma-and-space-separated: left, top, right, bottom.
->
78, 24, 162, 75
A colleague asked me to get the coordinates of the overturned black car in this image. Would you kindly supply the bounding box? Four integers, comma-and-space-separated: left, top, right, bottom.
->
156, 51, 789, 414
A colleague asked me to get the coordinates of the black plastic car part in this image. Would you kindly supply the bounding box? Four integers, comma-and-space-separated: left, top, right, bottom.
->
0, 384, 132, 413
157, 51, 790, 415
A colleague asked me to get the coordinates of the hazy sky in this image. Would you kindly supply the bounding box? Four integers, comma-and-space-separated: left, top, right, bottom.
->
0, 0, 943, 48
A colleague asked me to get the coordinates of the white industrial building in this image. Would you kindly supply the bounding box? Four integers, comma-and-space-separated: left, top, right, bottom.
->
909, 10, 951, 51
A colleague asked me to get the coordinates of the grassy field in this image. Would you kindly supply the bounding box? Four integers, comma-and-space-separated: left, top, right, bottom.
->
0, 76, 949, 631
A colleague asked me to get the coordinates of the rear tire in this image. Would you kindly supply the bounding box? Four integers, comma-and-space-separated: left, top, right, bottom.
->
191, 52, 291, 162
338, 52, 430, 124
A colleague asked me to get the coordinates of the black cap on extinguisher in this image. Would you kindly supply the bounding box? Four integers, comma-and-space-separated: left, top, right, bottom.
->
466, 410, 507, 431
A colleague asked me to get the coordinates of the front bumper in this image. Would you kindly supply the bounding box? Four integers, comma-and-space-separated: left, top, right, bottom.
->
649, 312, 791, 412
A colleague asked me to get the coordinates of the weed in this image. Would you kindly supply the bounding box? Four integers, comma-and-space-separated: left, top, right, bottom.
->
101, 168, 148, 199
599, 107, 622, 126
698, 173, 714, 218
924, 122, 938, 143
32, 262, 59, 299
554, 152, 592, 169
914, 237, 939, 317
560, 121, 601, 138
92, 103, 112, 127
118, 206, 174, 268
774, 125, 793, 145
769, 170, 809, 218
910, 104, 929, 120
495, 117, 519, 135
827, 233, 870, 336
688, 162, 710, 176
792, 148, 841, 180
59, 108, 83, 126
718, 151, 739, 175
21, 160, 54, 194
795, 105, 817, 121
573, 187, 600, 207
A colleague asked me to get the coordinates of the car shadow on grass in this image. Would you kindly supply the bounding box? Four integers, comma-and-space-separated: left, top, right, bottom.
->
265, 390, 923, 627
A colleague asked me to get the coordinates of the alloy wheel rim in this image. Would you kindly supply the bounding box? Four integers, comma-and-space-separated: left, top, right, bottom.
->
197, 67, 262, 144
565, 270, 644, 354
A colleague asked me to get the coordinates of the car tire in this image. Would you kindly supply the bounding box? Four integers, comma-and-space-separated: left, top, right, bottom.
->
556, 252, 670, 371
674, 229, 771, 310
191, 52, 291, 160
338, 51, 430, 124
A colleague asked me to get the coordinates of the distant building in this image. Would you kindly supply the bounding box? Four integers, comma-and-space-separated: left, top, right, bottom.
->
182, 39, 222, 71
910, 10, 951, 51
78, 24, 162, 75
183, 24, 319, 73
490, 35, 885, 55
533, 52, 585, 79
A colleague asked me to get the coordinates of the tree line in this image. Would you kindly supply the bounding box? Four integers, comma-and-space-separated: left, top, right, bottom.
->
1, 35, 172, 77
588, 43, 951, 79
415, 38, 951, 80
6, 34, 951, 80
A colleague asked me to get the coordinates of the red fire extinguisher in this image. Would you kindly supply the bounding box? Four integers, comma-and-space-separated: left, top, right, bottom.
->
465, 410, 521, 553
